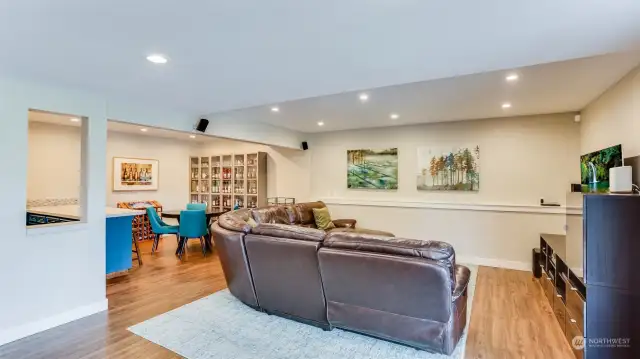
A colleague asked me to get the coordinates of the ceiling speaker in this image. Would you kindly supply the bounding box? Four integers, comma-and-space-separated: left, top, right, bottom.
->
195, 119, 209, 133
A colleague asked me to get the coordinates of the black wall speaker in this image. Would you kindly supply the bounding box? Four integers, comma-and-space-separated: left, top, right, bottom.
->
532, 248, 541, 278
301, 141, 309, 150
195, 119, 209, 133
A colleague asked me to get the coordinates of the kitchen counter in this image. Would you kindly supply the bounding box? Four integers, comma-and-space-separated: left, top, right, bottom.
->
28, 205, 144, 220
26, 205, 146, 275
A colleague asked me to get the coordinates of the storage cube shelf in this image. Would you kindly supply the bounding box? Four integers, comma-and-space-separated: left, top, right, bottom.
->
189, 152, 267, 211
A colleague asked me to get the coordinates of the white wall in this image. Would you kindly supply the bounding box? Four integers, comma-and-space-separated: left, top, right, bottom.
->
581, 65, 640, 156
308, 113, 582, 268
0, 77, 108, 346
199, 138, 311, 202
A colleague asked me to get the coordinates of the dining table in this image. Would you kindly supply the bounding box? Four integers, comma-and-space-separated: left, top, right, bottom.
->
162, 209, 228, 254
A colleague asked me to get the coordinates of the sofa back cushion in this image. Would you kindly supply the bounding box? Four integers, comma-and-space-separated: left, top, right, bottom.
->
250, 223, 326, 242
324, 231, 456, 289
251, 206, 290, 225
318, 247, 454, 323
294, 201, 326, 225
284, 205, 301, 224
217, 208, 252, 233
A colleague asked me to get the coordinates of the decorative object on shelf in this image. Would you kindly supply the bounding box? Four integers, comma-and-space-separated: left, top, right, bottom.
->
609, 166, 632, 193
117, 200, 162, 242
113, 157, 159, 191
347, 148, 398, 190
416, 146, 480, 191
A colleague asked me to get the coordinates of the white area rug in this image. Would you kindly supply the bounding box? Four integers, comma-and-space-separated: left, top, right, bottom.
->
129, 264, 478, 359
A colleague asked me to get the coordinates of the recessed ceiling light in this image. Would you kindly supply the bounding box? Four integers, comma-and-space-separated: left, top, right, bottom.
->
317, 121, 324, 126
359, 93, 369, 102
189, 135, 196, 139
146, 54, 168, 64
271, 106, 280, 113
501, 103, 512, 109
390, 113, 399, 120
506, 74, 519, 82
140, 128, 148, 132
69, 118, 80, 122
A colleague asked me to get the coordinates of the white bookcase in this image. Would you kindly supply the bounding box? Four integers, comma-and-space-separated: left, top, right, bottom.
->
189, 152, 267, 211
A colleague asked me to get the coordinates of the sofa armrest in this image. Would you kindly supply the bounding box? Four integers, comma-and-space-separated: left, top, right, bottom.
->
251, 223, 326, 242
453, 265, 471, 300
332, 219, 357, 228
218, 209, 252, 233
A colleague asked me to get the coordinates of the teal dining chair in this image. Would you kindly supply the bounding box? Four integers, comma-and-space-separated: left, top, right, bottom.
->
146, 207, 180, 254
177, 210, 208, 259
186, 203, 207, 211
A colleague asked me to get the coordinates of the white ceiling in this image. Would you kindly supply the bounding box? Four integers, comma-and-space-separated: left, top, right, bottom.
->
214, 52, 640, 132
2, 0, 640, 121
28, 110, 212, 142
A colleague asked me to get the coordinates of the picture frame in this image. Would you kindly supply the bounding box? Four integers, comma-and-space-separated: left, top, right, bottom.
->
113, 157, 159, 191
347, 148, 398, 190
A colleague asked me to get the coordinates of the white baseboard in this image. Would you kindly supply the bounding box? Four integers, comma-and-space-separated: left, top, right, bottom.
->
458, 256, 530, 271
0, 298, 108, 347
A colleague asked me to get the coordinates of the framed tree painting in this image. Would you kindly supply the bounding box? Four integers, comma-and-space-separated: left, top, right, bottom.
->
416, 146, 480, 191
113, 157, 159, 191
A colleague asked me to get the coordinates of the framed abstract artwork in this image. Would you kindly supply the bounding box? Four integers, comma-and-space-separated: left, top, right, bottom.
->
347, 148, 398, 190
113, 157, 159, 191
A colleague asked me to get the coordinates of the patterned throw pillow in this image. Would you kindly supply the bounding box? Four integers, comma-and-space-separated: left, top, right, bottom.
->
312, 207, 336, 230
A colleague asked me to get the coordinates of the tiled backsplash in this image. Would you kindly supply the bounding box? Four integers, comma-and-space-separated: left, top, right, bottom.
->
27, 198, 79, 208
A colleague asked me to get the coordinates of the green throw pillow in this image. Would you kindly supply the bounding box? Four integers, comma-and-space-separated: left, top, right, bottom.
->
312, 207, 335, 230
246, 217, 258, 228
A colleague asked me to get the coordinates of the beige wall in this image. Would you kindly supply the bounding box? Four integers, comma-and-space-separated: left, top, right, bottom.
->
308, 113, 582, 268
198, 138, 311, 202
28, 122, 82, 201
581, 65, 640, 156
106, 132, 201, 210
27, 122, 201, 211
310, 113, 581, 205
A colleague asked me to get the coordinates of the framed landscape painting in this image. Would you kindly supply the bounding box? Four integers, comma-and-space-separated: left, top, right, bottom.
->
113, 157, 159, 191
416, 146, 480, 191
347, 148, 398, 190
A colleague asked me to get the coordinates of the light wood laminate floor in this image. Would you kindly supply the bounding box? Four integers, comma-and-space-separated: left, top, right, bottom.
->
0, 241, 574, 359
465, 266, 574, 359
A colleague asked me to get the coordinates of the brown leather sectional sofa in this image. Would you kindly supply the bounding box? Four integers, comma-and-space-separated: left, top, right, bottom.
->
211, 201, 471, 355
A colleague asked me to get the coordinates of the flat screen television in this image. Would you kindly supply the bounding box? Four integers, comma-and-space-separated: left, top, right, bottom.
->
580, 144, 623, 192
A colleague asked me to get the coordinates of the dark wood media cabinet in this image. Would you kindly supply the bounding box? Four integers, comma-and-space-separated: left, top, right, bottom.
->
539, 233, 585, 359
538, 194, 640, 359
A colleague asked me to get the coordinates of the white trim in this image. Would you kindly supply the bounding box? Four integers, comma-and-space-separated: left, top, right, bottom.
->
0, 299, 108, 346
26, 222, 89, 236
321, 197, 583, 215
458, 256, 530, 271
